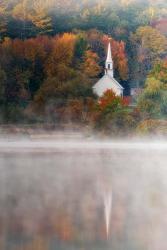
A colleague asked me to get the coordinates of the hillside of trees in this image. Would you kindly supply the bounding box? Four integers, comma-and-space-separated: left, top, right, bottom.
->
0, 0, 167, 135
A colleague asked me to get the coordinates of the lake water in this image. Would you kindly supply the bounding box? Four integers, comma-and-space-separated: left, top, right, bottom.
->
0, 138, 167, 250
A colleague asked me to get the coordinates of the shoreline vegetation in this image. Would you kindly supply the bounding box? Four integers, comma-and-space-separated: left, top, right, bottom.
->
1, 119, 167, 138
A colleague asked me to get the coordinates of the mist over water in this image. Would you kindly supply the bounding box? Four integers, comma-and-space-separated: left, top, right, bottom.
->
0, 135, 167, 250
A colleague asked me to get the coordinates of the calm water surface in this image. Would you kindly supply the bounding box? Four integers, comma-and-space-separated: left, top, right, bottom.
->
0, 138, 167, 250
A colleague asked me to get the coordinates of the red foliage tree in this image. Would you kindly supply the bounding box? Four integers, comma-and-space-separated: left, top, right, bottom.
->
98, 89, 126, 112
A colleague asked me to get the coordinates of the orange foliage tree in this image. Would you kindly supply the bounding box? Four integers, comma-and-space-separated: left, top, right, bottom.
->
83, 50, 102, 78
98, 89, 126, 112
44, 33, 76, 79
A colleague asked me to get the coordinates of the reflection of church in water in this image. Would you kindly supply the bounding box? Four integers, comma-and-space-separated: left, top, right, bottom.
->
93, 41, 124, 97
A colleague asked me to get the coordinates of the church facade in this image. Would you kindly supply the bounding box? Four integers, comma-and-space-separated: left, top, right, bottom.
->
93, 41, 124, 97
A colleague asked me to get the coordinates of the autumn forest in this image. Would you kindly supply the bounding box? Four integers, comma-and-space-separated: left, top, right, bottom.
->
0, 0, 167, 135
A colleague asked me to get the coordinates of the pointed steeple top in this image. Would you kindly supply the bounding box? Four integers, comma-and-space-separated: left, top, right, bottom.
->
106, 40, 112, 63
105, 38, 114, 77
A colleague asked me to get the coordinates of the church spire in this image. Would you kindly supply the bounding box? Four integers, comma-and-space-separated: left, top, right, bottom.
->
106, 42, 112, 62
105, 40, 114, 78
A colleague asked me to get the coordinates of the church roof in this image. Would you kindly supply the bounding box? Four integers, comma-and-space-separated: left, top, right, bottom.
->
93, 74, 124, 97
93, 74, 124, 91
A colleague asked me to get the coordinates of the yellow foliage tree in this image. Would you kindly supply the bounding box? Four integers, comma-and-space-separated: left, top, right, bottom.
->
45, 33, 76, 79
133, 26, 167, 60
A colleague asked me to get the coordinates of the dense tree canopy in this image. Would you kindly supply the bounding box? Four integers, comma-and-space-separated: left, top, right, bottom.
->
138, 77, 167, 118
0, 0, 166, 134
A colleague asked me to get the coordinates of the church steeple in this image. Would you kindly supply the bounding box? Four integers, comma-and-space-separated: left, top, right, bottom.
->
105, 40, 114, 78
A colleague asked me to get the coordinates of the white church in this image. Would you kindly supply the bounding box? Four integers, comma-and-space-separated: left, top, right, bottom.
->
93, 41, 124, 97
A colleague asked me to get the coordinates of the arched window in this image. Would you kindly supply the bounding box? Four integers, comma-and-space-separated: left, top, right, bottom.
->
108, 64, 110, 69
